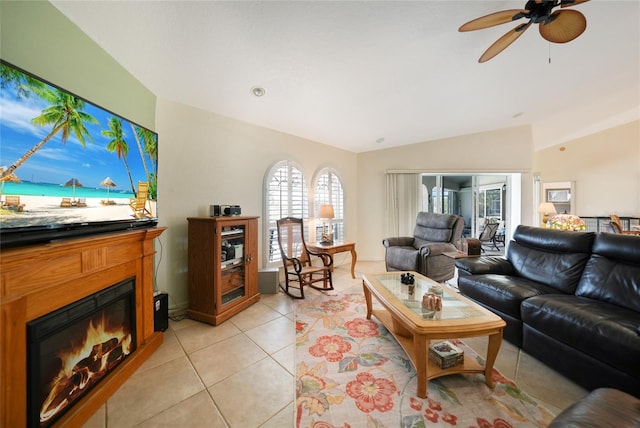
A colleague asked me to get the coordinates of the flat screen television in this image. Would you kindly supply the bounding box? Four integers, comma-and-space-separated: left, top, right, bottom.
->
0, 60, 158, 248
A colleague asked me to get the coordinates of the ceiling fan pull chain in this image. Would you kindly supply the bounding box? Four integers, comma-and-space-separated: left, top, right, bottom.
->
549, 42, 552, 64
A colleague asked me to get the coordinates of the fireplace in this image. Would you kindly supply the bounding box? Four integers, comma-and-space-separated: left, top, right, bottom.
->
1, 227, 165, 427
27, 278, 137, 427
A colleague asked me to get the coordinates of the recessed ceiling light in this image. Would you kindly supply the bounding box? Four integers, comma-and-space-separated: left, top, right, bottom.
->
512, 112, 523, 119
250, 86, 266, 97
376, 138, 385, 144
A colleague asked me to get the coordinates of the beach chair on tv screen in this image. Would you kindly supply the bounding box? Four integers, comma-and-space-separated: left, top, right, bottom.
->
129, 182, 152, 218
60, 197, 73, 208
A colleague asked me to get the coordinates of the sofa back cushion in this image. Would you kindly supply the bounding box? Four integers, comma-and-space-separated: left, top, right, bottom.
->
576, 233, 640, 312
507, 225, 595, 294
413, 212, 462, 244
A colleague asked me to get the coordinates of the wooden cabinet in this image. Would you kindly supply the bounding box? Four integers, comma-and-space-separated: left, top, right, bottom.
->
187, 216, 260, 325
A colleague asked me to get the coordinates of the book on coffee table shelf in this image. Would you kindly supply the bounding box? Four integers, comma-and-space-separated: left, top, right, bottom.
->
429, 340, 464, 369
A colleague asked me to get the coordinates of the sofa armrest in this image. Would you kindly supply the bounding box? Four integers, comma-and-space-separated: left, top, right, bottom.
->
455, 256, 514, 276
418, 242, 457, 256
382, 237, 415, 248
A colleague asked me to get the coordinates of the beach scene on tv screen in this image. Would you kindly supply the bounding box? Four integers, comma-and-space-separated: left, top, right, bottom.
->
0, 61, 158, 229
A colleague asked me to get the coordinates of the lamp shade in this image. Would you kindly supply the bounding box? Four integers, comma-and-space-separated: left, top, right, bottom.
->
318, 204, 335, 219
538, 202, 557, 214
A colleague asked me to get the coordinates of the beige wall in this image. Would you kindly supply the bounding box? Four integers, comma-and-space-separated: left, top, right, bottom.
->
534, 120, 640, 217
155, 100, 357, 309
0, 1, 156, 131
355, 125, 535, 261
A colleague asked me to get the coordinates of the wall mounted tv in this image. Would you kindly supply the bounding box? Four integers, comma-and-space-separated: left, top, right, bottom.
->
0, 60, 158, 248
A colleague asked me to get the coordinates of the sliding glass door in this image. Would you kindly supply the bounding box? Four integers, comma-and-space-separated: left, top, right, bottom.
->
421, 173, 511, 239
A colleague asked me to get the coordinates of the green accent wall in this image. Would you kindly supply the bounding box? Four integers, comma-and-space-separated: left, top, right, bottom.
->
0, 0, 156, 130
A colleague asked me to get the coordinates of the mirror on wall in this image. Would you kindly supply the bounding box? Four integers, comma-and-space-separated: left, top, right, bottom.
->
542, 181, 575, 215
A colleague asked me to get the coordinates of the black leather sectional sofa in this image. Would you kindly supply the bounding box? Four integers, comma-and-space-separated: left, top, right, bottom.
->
454, 225, 640, 397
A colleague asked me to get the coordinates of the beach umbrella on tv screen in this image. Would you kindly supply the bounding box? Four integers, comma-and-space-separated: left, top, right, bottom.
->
64, 178, 83, 200
100, 177, 117, 202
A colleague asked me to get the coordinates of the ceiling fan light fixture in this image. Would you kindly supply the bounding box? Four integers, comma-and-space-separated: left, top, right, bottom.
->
460, 0, 590, 62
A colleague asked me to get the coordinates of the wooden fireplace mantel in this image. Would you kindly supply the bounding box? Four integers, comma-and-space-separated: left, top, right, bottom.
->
0, 227, 166, 427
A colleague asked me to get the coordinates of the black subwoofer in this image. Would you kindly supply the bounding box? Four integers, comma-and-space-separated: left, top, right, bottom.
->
154, 293, 169, 332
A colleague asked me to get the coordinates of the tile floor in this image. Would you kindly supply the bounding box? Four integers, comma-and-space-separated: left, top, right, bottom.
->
83, 260, 588, 427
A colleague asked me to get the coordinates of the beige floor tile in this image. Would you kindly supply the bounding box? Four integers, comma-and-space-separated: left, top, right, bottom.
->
169, 316, 199, 331
260, 401, 295, 428
82, 404, 105, 428
515, 350, 588, 413
135, 390, 227, 428
135, 328, 185, 374
174, 319, 242, 354
189, 333, 268, 387
107, 356, 204, 428
245, 315, 295, 354
229, 301, 285, 331
208, 357, 294, 427
260, 291, 295, 316
270, 344, 295, 376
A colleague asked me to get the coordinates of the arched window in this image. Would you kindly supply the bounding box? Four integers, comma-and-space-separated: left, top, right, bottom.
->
264, 160, 308, 266
313, 168, 345, 241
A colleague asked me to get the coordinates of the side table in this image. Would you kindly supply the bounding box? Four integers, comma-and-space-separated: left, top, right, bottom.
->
307, 241, 357, 279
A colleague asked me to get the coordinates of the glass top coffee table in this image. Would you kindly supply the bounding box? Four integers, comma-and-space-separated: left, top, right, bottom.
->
362, 271, 506, 398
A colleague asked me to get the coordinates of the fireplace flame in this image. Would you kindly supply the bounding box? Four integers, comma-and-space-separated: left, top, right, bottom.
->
39, 313, 133, 425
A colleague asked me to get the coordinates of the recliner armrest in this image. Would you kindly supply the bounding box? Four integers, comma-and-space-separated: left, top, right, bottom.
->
382, 236, 415, 248
418, 242, 457, 256
455, 256, 514, 276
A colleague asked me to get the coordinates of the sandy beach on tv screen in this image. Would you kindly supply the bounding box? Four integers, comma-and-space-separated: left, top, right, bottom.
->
0, 195, 156, 228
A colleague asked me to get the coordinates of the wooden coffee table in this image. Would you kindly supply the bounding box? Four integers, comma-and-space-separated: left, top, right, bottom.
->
362, 272, 505, 398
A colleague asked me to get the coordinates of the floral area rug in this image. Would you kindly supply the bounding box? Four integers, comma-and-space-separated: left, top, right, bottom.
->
295, 292, 555, 428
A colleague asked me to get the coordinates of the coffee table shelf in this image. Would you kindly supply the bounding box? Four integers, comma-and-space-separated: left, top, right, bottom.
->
372, 309, 486, 382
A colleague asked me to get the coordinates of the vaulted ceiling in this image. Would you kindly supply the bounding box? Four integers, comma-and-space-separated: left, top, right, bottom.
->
51, 1, 640, 153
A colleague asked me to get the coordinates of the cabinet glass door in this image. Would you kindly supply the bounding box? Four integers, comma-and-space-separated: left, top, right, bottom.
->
220, 224, 246, 306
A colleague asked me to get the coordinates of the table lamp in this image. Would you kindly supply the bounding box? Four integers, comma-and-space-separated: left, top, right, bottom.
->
318, 204, 335, 244
538, 202, 557, 225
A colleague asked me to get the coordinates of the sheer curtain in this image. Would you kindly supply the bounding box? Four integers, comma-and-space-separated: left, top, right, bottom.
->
386, 172, 422, 236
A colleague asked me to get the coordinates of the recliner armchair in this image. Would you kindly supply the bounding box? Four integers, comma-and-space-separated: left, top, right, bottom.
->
382, 212, 464, 282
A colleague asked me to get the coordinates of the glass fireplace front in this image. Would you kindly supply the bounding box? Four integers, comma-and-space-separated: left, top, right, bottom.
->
27, 277, 137, 427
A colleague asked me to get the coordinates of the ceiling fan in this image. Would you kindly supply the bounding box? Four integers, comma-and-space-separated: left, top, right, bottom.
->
459, 0, 589, 63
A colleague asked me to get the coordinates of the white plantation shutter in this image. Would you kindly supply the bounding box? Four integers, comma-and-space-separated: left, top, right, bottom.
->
314, 169, 345, 240
265, 161, 308, 265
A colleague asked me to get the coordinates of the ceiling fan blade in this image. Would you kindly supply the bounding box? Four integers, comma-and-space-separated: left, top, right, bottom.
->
459, 9, 528, 32
561, 0, 590, 8
539, 9, 586, 43
479, 22, 531, 63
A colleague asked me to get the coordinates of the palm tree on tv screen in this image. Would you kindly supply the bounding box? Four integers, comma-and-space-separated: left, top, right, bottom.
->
0, 79, 98, 181
102, 117, 136, 195
130, 124, 158, 199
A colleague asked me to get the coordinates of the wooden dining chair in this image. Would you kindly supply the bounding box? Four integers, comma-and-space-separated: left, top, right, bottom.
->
610, 215, 640, 235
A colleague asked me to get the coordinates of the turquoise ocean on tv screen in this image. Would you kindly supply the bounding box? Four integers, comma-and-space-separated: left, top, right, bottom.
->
1, 181, 134, 199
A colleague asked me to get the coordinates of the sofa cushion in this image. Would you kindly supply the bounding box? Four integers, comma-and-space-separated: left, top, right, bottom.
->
522, 295, 640, 379
457, 274, 558, 319
548, 388, 640, 428
576, 233, 640, 313
507, 226, 595, 294
455, 256, 514, 276
385, 246, 419, 271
